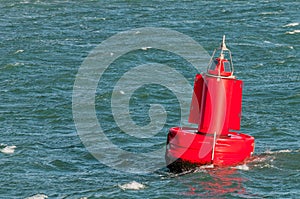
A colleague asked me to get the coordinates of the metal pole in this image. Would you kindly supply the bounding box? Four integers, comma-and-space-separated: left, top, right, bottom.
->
211, 131, 217, 162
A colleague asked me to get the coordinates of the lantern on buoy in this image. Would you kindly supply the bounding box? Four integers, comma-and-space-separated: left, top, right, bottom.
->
165, 36, 255, 173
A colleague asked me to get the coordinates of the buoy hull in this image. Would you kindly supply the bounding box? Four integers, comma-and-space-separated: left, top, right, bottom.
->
165, 37, 256, 173
165, 127, 254, 172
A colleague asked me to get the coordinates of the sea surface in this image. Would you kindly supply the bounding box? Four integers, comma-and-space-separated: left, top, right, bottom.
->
1, 0, 299, 198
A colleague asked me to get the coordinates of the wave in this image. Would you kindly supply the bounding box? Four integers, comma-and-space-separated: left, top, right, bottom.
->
24, 194, 48, 199
13, 49, 24, 54
162, 148, 299, 176
283, 22, 299, 27
0, 144, 16, 154
264, 149, 296, 154
285, 30, 300, 34
118, 181, 146, 190
234, 164, 250, 171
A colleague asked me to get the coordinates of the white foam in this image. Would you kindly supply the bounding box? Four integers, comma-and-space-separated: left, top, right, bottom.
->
234, 164, 249, 171
118, 181, 146, 190
277, 149, 293, 153
199, 164, 214, 169
265, 149, 293, 154
14, 49, 24, 54
283, 22, 299, 27
0, 145, 16, 154
141, 46, 152, 50
10, 62, 25, 67
286, 30, 300, 34
25, 194, 48, 199
120, 90, 125, 95
260, 11, 281, 15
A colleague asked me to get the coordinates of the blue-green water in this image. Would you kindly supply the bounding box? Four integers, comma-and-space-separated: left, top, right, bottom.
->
1, 1, 299, 198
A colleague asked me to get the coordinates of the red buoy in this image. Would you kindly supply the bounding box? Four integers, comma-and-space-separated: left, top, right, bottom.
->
165, 36, 255, 172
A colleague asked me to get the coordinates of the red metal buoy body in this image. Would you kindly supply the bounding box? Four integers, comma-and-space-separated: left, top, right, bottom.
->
166, 36, 255, 172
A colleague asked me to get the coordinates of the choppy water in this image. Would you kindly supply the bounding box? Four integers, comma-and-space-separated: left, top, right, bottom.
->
1, 0, 299, 198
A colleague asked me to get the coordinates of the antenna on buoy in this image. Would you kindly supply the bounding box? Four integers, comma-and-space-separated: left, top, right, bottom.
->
221, 35, 228, 51
220, 35, 228, 60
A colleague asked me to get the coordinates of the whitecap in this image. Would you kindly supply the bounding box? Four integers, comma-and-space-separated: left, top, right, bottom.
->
263, 40, 272, 44
283, 22, 299, 27
141, 46, 152, 50
118, 181, 146, 190
199, 164, 214, 169
260, 11, 281, 15
0, 145, 16, 154
234, 164, 249, 171
265, 149, 293, 154
24, 194, 48, 199
4, 62, 25, 68
286, 30, 300, 34
14, 49, 24, 54
277, 149, 293, 153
